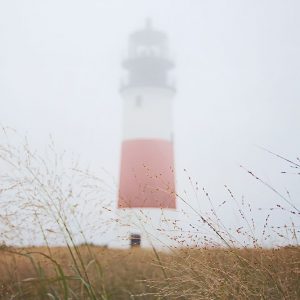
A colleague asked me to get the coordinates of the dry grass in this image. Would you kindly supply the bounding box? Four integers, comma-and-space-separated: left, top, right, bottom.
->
0, 245, 299, 299
0, 129, 299, 299
0, 246, 163, 299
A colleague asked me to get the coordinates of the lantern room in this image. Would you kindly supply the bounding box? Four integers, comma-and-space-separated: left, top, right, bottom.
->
122, 20, 174, 89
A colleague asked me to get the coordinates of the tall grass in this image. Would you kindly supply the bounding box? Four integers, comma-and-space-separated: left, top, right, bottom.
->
0, 127, 299, 299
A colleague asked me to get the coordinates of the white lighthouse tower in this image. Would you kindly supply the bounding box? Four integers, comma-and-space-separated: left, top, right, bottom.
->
117, 20, 177, 248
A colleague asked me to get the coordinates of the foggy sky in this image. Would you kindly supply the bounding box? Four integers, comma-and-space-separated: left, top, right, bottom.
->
1, 0, 299, 245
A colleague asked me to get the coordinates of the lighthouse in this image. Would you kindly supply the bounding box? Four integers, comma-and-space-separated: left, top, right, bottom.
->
117, 20, 176, 248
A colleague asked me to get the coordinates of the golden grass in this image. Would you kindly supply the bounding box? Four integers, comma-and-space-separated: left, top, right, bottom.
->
0, 245, 299, 299
0, 129, 299, 299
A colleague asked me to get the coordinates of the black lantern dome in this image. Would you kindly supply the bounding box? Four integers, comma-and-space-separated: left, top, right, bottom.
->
122, 20, 174, 90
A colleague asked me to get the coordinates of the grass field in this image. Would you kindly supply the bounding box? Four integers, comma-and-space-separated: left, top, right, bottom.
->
0, 130, 299, 299
0, 245, 299, 299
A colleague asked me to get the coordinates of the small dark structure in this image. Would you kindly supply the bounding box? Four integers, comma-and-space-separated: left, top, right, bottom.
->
130, 233, 141, 248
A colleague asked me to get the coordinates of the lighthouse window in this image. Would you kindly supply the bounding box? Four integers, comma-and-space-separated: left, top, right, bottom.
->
135, 95, 142, 107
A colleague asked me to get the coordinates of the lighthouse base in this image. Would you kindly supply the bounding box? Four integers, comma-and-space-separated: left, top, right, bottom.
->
110, 208, 178, 249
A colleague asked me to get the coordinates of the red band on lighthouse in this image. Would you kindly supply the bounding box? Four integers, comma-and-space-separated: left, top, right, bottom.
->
118, 139, 176, 208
